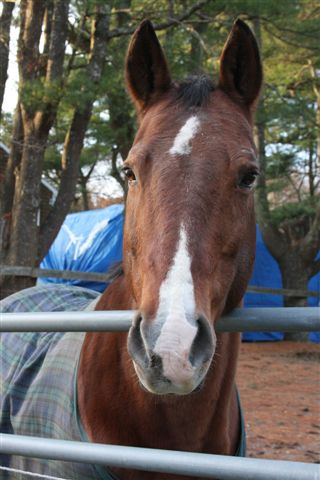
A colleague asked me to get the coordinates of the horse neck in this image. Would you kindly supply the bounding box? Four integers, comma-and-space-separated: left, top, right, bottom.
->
95, 272, 136, 310
78, 274, 240, 459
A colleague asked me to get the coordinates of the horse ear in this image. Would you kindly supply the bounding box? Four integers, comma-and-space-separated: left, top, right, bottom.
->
219, 19, 262, 109
125, 20, 171, 113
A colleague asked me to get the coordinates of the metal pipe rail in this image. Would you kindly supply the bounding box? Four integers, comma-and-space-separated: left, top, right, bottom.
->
1, 434, 319, 480
1, 307, 319, 332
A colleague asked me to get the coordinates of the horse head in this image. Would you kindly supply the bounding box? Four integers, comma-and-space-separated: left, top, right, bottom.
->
124, 20, 262, 395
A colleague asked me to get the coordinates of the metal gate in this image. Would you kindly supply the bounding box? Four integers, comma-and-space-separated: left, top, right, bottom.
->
1, 307, 319, 480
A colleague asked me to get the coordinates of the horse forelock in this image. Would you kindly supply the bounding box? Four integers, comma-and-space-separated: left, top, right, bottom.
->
173, 75, 215, 108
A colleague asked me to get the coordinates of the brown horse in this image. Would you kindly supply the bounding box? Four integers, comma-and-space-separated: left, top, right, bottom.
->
78, 19, 262, 480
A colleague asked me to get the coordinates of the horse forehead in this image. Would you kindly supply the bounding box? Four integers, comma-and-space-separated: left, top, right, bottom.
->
131, 97, 253, 164
132, 113, 203, 158
150, 110, 249, 146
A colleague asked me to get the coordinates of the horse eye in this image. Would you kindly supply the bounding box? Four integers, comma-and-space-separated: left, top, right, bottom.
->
122, 166, 137, 185
238, 169, 259, 190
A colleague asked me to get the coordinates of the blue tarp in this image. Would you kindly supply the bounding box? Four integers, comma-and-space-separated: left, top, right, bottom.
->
243, 226, 320, 342
39, 204, 124, 292
40, 207, 319, 341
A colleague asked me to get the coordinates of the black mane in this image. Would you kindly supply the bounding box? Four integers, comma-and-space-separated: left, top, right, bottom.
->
174, 75, 215, 108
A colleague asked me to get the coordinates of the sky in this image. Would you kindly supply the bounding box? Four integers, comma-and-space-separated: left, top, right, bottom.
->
2, 13, 18, 114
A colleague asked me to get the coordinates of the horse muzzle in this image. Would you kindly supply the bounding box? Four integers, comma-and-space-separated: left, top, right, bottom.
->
127, 312, 216, 395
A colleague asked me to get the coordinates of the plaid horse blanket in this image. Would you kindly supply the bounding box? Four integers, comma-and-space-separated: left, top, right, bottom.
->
0, 285, 118, 480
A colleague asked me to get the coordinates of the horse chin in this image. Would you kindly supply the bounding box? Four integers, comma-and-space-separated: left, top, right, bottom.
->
140, 380, 200, 396
133, 361, 208, 396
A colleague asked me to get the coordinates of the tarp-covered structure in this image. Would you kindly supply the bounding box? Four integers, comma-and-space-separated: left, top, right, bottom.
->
39, 204, 124, 293
39, 206, 319, 342
243, 227, 319, 342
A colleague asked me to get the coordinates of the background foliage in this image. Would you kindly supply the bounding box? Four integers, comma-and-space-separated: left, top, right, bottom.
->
0, 0, 319, 307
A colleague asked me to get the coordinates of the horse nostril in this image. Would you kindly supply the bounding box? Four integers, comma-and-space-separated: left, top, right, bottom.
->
127, 312, 148, 367
189, 315, 214, 367
150, 353, 163, 371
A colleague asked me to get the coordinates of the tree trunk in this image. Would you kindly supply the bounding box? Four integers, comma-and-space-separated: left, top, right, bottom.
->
189, 21, 207, 72
110, 147, 126, 195
39, 102, 94, 248
279, 252, 310, 341
108, 0, 134, 182
8, 124, 45, 266
0, 103, 23, 263
39, 4, 110, 261
80, 178, 90, 211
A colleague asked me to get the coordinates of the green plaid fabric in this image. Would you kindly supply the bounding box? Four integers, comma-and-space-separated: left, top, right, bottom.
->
0, 285, 117, 480
0, 284, 99, 313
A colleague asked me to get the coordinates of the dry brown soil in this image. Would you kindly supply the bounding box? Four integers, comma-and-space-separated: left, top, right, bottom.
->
236, 341, 320, 464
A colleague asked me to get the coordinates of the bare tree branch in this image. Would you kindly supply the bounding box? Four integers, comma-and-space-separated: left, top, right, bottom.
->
110, 148, 126, 193
68, 0, 211, 50
36, 0, 69, 136
254, 122, 287, 259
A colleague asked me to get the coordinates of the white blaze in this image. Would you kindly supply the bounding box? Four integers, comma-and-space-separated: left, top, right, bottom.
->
169, 116, 200, 156
154, 225, 197, 385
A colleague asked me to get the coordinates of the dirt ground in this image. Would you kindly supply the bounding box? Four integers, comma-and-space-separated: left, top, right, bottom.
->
236, 341, 320, 464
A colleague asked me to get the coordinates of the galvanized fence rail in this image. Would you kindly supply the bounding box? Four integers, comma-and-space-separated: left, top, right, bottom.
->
1, 433, 319, 480
1, 307, 320, 480
1, 307, 319, 332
